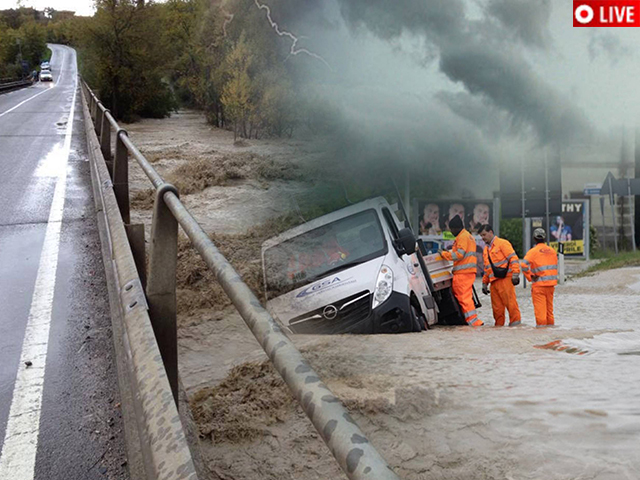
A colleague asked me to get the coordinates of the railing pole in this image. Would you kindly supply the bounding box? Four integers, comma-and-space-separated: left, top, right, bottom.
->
114, 129, 130, 224
95, 105, 103, 138
125, 224, 147, 290
92, 95, 98, 123
100, 109, 112, 178
146, 184, 179, 405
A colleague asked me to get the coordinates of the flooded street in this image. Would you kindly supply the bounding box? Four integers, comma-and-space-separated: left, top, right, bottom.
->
185, 266, 640, 480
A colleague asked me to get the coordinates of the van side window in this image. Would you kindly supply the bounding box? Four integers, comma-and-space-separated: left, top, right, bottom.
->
381, 207, 400, 240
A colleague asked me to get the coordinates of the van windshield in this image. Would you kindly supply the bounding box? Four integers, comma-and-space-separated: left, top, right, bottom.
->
264, 209, 388, 298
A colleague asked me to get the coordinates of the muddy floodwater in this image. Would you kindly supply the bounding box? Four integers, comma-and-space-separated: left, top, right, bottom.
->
183, 266, 640, 480
122, 109, 639, 479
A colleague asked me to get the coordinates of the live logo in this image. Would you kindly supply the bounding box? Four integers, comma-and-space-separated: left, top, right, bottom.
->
600, 5, 635, 22
574, 0, 640, 27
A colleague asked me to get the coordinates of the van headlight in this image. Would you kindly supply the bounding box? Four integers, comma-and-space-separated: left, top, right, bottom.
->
373, 265, 393, 309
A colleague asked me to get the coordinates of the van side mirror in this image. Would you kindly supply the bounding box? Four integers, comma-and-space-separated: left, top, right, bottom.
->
396, 228, 416, 256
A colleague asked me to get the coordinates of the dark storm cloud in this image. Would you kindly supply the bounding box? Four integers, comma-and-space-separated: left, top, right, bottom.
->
323, 87, 498, 185
337, 0, 465, 42
435, 91, 512, 140
334, 0, 593, 146
485, 0, 552, 49
438, 42, 592, 144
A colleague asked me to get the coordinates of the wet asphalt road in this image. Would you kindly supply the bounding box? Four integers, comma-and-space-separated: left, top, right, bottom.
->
0, 46, 128, 479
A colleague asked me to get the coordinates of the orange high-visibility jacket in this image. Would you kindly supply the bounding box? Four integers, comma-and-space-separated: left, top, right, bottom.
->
482, 236, 521, 284
522, 243, 558, 287
441, 229, 477, 275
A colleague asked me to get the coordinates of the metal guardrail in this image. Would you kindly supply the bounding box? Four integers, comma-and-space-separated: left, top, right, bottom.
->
0, 80, 31, 93
81, 79, 401, 480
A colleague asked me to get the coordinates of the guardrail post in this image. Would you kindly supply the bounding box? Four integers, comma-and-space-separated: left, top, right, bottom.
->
91, 95, 98, 123
87, 92, 93, 120
146, 184, 179, 404
95, 105, 103, 138
114, 129, 130, 224
100, 110, 112, 177
125, 224, 147, 289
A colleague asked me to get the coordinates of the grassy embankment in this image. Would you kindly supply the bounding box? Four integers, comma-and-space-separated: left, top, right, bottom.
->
576, 250, 640, 277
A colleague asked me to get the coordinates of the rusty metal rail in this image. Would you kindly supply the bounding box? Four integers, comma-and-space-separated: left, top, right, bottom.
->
81, 79, 401, 480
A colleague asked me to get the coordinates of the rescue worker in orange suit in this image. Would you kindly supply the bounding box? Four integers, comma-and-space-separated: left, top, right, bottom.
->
521, 228, 558, 327
440, 215, 483, 327
478, 224, 522, 327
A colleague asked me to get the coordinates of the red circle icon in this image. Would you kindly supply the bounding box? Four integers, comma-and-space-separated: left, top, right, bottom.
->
575, 4, 594, 24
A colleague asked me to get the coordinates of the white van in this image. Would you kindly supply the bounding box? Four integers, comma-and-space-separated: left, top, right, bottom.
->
261, 197, 444, 334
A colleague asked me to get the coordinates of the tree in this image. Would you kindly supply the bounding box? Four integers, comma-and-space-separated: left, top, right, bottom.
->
18, 21, 47, 66
257, 69, 296, 137
0, 14, 48, 77
80, 0, 175, 120
221, 33, 254, 139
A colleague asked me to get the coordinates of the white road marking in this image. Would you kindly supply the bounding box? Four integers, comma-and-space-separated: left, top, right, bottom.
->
0, 87, 52, 119
0, 49, 77, 479
54, 49, 66, 87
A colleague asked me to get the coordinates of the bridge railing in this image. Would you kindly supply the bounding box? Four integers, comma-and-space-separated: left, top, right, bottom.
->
0, 79, 32, 93
80, 79, 401, 480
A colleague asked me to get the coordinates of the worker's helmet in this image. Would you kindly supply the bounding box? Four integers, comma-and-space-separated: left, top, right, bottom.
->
533, 228, 546, 240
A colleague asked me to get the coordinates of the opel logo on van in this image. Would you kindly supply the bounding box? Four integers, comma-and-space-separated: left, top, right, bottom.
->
323, 305, 338, 320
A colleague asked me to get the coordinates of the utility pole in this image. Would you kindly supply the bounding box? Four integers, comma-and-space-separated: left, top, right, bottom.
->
628, 178, 637, 252
600, 196, 606, 250
521, 157, 527, 288
635, 128, 640, 249
608, 174, 619, 254
404, 167, 411, 229
544, 151, 550, 244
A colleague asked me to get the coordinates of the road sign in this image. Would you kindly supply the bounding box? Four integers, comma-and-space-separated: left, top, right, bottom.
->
600, 173, 640, 196
601, 172, 626, 196
583, 183, 602, 196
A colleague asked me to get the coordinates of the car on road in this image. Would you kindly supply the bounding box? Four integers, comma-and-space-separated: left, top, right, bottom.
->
41, 61, 50, 69
40, 70, 53, 82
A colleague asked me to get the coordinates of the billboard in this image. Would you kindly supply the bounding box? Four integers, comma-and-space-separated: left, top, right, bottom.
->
416, 200, 494, 236
532, 200, 587, 256
415, 200, 494, 275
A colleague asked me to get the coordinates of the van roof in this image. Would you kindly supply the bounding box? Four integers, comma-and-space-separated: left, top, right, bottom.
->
262, 196, 394, 251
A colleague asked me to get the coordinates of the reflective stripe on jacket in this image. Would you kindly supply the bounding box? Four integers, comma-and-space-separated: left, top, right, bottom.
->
482, 236, 521, 284
441, 229, 477, 275
522, 243, 558, 287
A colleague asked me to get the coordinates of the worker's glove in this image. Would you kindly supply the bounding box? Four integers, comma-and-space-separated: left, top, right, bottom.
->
512, 275, 520, 286
482, 283, 489, 295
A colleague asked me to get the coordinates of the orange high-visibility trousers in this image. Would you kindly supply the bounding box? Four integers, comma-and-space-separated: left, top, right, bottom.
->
532, 286, 555, 326
453, 274, 483, 326
490, 278, 521, 327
